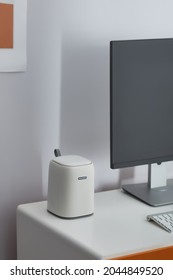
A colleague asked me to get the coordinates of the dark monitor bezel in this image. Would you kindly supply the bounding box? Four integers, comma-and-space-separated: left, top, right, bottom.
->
110, 38, 173, 169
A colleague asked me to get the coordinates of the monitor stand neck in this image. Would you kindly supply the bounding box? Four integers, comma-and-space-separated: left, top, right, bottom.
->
148, 163, 167, 189
122, 162, 173, 206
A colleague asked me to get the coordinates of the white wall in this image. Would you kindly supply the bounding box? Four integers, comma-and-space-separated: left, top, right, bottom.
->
59, 0, 173, 189
0, 0, 173, 259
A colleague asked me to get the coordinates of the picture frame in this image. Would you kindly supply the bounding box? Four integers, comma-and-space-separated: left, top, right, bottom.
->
0, 0, 27, 72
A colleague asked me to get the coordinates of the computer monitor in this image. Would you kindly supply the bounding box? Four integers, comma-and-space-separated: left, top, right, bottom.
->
110, 38, 173, 206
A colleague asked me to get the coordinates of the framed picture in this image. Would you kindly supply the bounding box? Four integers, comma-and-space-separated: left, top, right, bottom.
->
0, 0, 27, 72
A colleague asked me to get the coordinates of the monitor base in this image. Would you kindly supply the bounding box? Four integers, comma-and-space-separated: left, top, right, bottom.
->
122, 180, 173, 206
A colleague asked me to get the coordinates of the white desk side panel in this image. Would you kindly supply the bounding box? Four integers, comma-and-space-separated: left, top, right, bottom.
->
17, 205, 100, 260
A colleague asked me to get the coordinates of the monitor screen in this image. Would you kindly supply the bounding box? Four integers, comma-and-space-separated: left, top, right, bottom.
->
110, 38, 173, 169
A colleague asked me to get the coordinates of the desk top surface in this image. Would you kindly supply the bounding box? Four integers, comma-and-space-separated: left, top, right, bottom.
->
17, 189, 173, 259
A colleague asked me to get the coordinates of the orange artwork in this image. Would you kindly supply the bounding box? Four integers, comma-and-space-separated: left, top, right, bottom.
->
0, 3, 13, 48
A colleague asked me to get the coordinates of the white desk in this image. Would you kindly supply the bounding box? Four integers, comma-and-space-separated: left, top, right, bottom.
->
17, 189, 173, 259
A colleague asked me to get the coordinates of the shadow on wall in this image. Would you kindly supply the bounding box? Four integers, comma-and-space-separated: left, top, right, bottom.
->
118, 167, 135, 186
59, 40, 109, 159
96, 167, 135, 192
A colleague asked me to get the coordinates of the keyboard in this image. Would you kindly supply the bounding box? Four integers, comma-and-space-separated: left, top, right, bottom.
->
147, 211, 173, 233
